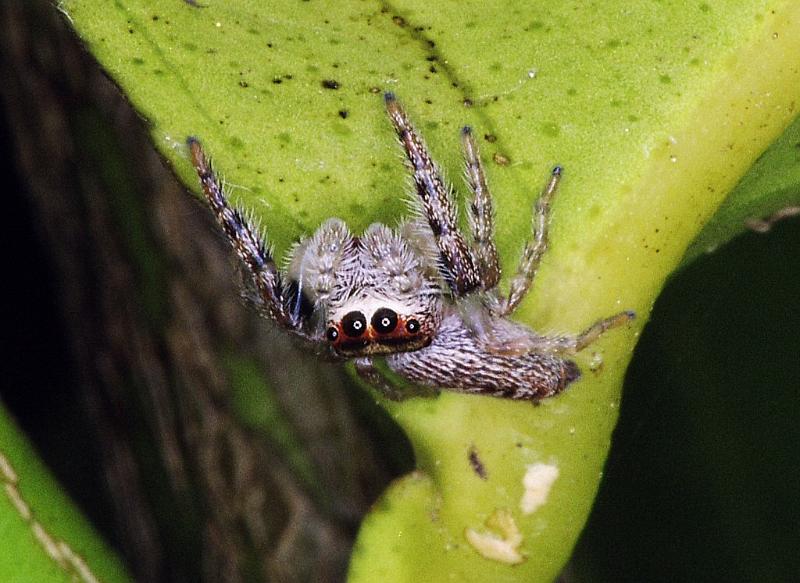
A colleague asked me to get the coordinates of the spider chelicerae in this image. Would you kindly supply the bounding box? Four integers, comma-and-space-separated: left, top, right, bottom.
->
188, 93, 634, 401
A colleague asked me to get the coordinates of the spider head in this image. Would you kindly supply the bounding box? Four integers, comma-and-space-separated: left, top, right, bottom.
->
324, 297, 437, 357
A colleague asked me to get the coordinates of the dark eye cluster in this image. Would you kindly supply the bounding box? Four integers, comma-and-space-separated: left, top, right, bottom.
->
326, 307, 421, 342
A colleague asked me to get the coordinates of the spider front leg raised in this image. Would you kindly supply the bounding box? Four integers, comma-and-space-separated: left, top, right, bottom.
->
384, 93, 483, 297
188, 138, 310, 338
385, 93, 560, 310
461, 126, 501, 291
497, 166, 563, 317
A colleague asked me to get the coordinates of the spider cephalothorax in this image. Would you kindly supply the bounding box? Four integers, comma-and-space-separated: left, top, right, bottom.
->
188, 94, 633, 401
287, 219, 442, 357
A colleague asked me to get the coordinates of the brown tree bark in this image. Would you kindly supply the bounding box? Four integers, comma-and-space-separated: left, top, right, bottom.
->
0, 2, 410, 581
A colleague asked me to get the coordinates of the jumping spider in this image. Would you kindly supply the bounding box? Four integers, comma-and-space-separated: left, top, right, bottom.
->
188, 93, 633, 401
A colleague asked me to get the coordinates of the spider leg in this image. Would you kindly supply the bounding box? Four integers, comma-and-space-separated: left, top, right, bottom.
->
481, 310, 636, 356
384, 93, 481, 297
188, 138, 305, 334
497, 166, 562, 316
353, 357, 440, 401
559, 310, 636, 354
461, 126, 501, 290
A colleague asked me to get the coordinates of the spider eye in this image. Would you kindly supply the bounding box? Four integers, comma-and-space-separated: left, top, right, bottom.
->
341, 311, 367, 337
326, 327, 339, 342
371, 308, 398, 334
405, 318, 420, 334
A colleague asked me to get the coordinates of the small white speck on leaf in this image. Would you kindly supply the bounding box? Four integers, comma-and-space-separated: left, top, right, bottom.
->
465, 509, 525, 565
520, 463, 559, 515
589, 352, 604, 371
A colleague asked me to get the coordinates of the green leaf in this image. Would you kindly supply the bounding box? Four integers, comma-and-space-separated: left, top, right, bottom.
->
62, 0, 800, 581
0, 404, 132, 582
683, 112, 800, 266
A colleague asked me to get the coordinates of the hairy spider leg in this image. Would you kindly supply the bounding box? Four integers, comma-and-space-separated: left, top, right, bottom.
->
499, 166, 563, 316
353, 357, 439, 401
188, 138, 303, 332
483, 310, 637, 357
460, 127, 501, 290
384, 92, 482, 297
563, 310, 637, 353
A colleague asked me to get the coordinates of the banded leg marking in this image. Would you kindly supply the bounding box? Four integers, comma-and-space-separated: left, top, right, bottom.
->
385, 93, 481, 297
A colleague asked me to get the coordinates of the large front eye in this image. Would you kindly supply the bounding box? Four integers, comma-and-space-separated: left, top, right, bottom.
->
371, 308, 398, 334
341, 311, 367, 337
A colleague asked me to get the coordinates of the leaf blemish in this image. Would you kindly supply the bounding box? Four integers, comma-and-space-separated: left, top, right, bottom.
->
468, 445, 487, 480
465, 509, 525, 564
493, 152, 510, 166
520, 463, 559, 515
